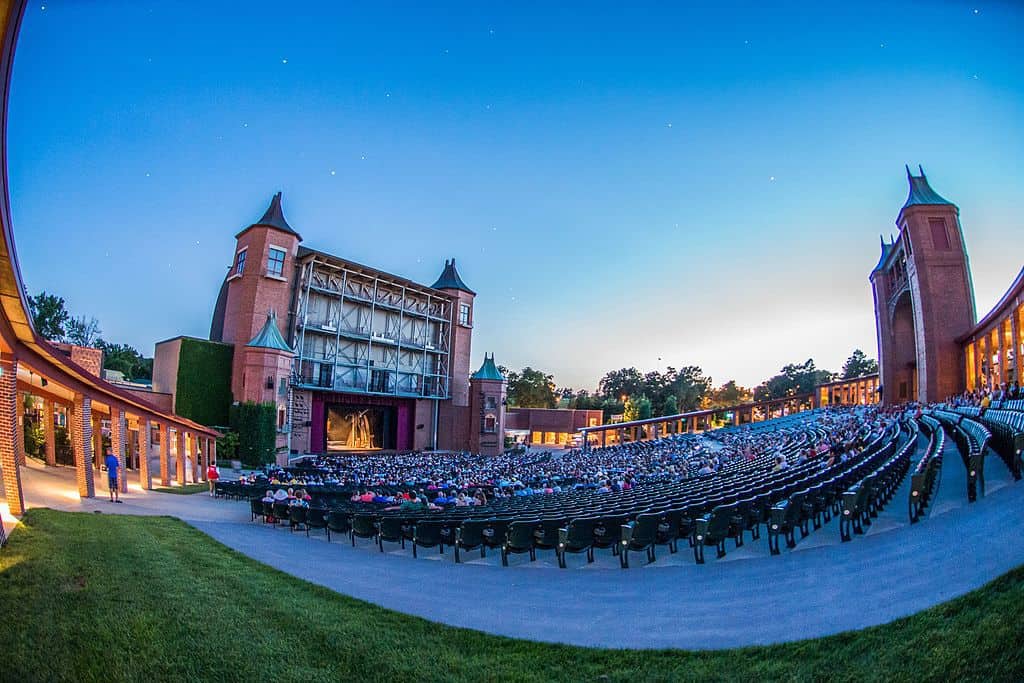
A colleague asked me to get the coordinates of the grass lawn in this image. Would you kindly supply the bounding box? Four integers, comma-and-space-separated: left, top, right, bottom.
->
151, 483, 209, 495
1, 509, 1022, 683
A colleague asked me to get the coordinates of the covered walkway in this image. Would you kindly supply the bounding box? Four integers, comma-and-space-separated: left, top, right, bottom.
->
0, 1, 218, 518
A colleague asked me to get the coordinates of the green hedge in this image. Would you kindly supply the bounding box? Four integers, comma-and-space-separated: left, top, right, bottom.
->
175, 338, 234, 426
230, 401, 276, 467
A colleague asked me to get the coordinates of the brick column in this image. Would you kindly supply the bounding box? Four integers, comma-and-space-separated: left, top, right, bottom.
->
175, 429, 186, 486
197, 436, 207, 482
15, 388, 26, 465
159, 423, 170, 486
137, 418, 152, 490
210, 438, 217, 466
91, 410, 103, 471
43, 397, 56, 466
1, 357, 25, 515
72, 393, 95, 498
1013, 307, 1022, 383
112, 407, 128, 493
191, 434, 202, 482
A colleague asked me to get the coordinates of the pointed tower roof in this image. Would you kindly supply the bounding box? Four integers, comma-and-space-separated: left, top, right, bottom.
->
872, 235, 893, 273
471, 353, 505, 381
236, 192, 302, 239
246, 310, 295, 354
431, 258, 475, 295
902, 165, 955, 211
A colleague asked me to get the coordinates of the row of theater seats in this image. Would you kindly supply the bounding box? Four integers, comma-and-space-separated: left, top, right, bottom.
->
224, 418, 923, 568
950, 406, 1024, 481
909, 415, 945, 523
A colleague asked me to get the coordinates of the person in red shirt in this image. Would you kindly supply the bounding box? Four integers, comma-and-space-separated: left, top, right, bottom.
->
206, 459, 220, 496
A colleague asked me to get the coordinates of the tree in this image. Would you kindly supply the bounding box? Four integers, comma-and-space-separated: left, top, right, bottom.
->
66, 315, 102, 347
661, 394, 678, 417
98, 341, 153, 381
503, 366, 557, 408
597, 367, 646, 401
841, 349, 879, 379
622, 394, 652, 422
28, 291, 70, 341
754, 359, 835, 401
707, 380, 753, 408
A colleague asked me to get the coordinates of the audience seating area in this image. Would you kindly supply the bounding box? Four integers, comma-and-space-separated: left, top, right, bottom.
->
211, 409, 950, 568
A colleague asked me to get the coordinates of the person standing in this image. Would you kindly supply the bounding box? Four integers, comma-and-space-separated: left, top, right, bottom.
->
105, 449, 122, 503
206, 459, 220, 496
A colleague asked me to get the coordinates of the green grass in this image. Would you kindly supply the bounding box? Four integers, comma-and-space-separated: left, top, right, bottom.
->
1, 509, 1022, 683
151, 483, 209, 495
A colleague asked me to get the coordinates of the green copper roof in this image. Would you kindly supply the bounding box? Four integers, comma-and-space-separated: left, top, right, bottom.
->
872, 235, 893, 273
471, 353, 505, 381
902, 165, 955, 211
431, 258, 475, 295
247, 310, 295, 354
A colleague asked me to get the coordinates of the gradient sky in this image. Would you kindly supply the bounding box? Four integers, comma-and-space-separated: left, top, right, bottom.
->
7, 1, 1023, 391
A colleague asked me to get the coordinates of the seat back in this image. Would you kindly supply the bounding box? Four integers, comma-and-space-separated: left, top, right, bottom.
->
327, 510, 351, 533
351, 514, 377, 538
414, 520, 444, 546
506, 520, 539, 551
306, 507, 327, 528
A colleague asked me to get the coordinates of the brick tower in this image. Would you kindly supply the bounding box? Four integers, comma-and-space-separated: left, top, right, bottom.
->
468, 353, 507, 456
214, 192, 302, 401
870, 167, 976, 404
432, 259, 475, 450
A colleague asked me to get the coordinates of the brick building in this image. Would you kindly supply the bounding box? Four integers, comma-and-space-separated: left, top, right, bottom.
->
159, 192, 508, 460
871, 167, 1022, 403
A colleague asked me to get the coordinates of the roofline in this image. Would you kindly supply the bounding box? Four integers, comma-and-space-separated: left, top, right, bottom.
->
957, 265, 1024, 343
296, 246, 454, 299
154, 335, 234, 348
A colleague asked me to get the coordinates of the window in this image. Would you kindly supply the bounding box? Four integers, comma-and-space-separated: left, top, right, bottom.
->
929, 218, 951, 250
267, 247, 286, 277
278, 406, 286, 430
459, 303, 471, 326
485, 396, 497, 410
235, 249, 247, 275
279, 377, 288, 396
484, 415, 497, 433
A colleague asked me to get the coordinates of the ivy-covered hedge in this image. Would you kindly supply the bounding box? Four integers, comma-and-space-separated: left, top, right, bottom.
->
175, 338, 234, 426
230, 401, 276, 467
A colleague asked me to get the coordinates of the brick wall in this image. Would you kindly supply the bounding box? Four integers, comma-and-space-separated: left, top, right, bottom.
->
0, 356, 25, 514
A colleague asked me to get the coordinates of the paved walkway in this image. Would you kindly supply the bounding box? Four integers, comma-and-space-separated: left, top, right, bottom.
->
3, 449, 1023, 650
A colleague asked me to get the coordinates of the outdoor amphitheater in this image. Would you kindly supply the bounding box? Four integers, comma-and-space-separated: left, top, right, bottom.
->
1, 1, 1023, 681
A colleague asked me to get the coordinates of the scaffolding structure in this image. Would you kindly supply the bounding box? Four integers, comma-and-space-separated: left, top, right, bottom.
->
291, 251, 452, 400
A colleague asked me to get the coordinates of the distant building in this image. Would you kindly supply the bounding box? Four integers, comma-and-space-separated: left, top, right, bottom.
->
504, 407, 604, 448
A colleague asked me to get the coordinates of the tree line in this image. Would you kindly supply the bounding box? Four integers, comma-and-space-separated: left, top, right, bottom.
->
501, 349, 878, 420
27, 291, 154, 381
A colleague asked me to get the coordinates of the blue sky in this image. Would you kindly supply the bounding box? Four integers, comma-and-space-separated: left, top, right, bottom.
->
7, 1, 1023, 389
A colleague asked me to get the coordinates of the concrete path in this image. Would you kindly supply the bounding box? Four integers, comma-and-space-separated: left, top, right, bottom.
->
5, 454, 1024, 650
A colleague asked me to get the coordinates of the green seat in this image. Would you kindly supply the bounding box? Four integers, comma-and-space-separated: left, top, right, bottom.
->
325, 510, 350, 542
378, 516, 405, 552
454, 519, 489, 563
502, 520, 540, 566
620, 512, 660, 568
350, 514, 378, 547
557, 517, 597, 568
412, 520, 445, 558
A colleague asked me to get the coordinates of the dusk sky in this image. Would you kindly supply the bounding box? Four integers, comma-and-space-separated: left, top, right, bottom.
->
7, 1, 1023, 391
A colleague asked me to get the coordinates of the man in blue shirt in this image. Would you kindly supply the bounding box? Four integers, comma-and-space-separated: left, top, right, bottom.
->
104, 450, 122, 503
